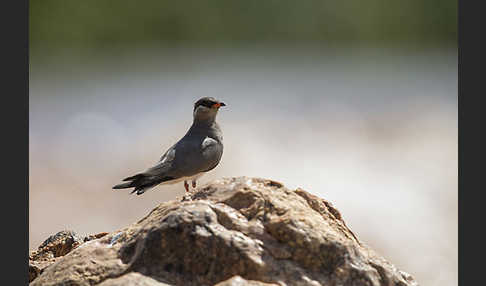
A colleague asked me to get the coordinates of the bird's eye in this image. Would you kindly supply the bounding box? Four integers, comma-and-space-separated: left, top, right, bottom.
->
201, 100, 214, 108
194, 99, 214, 111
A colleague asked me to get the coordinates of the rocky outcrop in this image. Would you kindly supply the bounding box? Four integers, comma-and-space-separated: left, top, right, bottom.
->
29, 177, 418, 286
29, 230, 109, 282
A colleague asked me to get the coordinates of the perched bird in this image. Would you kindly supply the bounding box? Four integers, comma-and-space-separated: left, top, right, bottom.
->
113, 97, 226, 195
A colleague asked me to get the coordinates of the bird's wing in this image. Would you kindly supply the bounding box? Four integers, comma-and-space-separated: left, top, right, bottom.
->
201, 136, 219, 150
143, 145, 176, 177
201, 136, 223, 172
160, 145, 177, 163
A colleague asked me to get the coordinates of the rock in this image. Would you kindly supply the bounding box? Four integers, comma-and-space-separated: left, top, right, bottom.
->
84, 232, 109, 242
29, 177, 419, 286
30, 230, 84, 260
29, 230, 110, 282
98, 272, 171, 286
29, 230, 85, 282
215, 276, 279, 285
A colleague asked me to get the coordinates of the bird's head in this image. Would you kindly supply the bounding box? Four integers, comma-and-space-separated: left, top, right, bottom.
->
193, 97, 226, 123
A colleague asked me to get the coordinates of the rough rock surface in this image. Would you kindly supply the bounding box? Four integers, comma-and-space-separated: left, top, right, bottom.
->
29, 177, 419, 286
29, 230, 109, 282
215, 276, 279, 286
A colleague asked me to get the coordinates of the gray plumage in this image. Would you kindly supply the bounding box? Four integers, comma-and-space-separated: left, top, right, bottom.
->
113, 97, 226, 195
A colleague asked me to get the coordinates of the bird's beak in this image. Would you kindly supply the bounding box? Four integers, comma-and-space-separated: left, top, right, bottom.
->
212, 102, 226, 108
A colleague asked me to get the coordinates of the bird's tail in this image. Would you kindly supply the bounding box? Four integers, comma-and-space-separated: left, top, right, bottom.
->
112, 173, 162, 195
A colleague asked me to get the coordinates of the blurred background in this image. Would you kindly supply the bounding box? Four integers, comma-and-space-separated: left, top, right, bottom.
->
29, 1, 457, 285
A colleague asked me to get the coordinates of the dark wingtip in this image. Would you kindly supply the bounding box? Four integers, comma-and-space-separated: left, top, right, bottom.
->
123, 173, 144, 181
113, 182, 133, 189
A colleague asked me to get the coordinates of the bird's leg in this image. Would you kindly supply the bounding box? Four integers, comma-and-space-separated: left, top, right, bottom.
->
192, 180, 197, 189
184, 180, 189, 192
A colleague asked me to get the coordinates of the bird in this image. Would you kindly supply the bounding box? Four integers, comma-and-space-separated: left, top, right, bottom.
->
113, 97, 226, 195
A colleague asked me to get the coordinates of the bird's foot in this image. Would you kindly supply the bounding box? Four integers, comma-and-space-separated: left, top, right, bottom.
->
184, 181, 189, 192
192, 181, 196, 189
